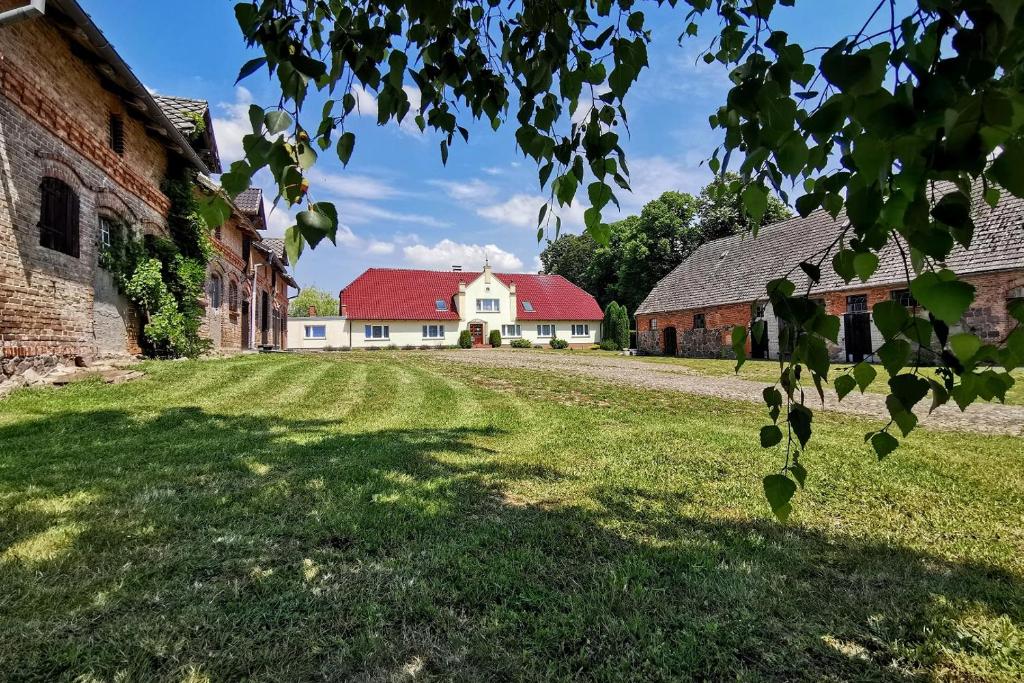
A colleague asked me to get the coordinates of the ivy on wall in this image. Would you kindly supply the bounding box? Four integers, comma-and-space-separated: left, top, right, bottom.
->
99, 170, 213, 358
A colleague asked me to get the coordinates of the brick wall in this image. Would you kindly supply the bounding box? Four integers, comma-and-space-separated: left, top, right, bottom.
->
0, 16, 171, 370
201, 215, 252, 351
636, 269, 1024, 360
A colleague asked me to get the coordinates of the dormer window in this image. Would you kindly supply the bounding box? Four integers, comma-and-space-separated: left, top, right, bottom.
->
435, 299, 448, 311
109, 114, 125, 156
522, 301, 534, 312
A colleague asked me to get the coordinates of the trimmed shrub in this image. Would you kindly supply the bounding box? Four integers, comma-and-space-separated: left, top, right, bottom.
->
599, 338, 619, 351
613, 304, 630, 350
458, 330, 473, 348
510, 338, 533, 348
549, 338, 569, 349
603, 301, 620, 348
489, 330, 502, 347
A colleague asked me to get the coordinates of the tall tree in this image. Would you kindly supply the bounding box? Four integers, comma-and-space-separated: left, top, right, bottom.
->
539, 233, 597, 288
229, 0, 1024, 518
696, 173, 791, 242
289, 286, 338, 317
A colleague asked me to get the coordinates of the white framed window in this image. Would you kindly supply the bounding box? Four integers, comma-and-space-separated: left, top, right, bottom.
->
501, 324, 521, 338
422, 324, 445, 339
364, 324, 389, 340
99, 216, 114, 248
537, 324, 555, 338
476, 298, 500, 312
571, 324, 589, 337
522, 301, 534, 312
649, 318, 658, 330
304, 324, 327, 339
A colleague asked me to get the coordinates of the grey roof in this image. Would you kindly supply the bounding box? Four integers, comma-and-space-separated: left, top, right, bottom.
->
636, 188, 1024, 315
154, 95, 221, 173
262, 238, 287, 263
234, 188, 264, 215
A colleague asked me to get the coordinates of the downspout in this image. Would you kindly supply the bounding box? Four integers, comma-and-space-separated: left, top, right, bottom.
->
251, 263, 263, 350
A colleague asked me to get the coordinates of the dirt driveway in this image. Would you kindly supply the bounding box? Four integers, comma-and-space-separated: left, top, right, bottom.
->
436, 349, 1024, 436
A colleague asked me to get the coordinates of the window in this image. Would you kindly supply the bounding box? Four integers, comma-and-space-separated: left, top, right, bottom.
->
38, 177, 80, 257
304, 325, 327, 339
754, 302, 767, 319
571, 324, 589, 337
890, 289, 917, 308
228, 280, 239, 312
208, 274, 222, 309
476, 298, 500, 312
501, 324, 521, 338
108, 114, 125, 156
847, 294, 868, 313
537, 324, 555, 337
649, 318, 658, 331
435, 299, 448, 311
522, 301, 534, 312
422, 324, 445, 339
364, 324, 389, 340
693, 314, 706, 329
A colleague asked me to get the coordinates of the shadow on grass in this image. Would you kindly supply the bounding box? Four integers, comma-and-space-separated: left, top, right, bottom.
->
0, 408, 1020, 681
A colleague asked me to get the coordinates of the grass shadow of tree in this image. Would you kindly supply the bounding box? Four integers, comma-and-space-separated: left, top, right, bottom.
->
0, 407, 1019, 681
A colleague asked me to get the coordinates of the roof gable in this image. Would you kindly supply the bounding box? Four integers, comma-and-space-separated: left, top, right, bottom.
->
339, 268, 603, 321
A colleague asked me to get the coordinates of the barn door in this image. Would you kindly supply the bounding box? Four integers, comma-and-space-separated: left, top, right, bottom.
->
844, 295, 872, 362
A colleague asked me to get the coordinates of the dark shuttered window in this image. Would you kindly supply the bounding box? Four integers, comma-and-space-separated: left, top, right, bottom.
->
38, 178, 80, 257
109, 114, 125, 155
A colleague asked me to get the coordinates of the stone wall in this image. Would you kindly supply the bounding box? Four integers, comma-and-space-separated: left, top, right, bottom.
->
636, 270, 1024, 360
0, 17, 171, 365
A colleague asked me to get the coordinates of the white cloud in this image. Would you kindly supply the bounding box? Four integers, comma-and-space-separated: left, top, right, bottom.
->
403, 239, 524, 271
482, 166, 504, 176
339, 201, 451, 228
211, 86, 254, 167
476, 193, 587, 232
427, 178, 498, 203
350, 84, 424, 137
310, 169, 403, 200
618, 155, 709, 210
366, 240, 396, 255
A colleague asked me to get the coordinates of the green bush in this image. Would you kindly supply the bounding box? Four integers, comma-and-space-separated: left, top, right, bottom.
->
614, 304, 631, 350
458, 330, 473, 348
549, 338, 569, 349
603, 302, 620, 347
599, 338, 619, 351
489, 330, 502, 347
510, 338, 533, 348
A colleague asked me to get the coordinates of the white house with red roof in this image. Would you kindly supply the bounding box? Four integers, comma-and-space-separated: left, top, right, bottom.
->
287, 262, 604, 349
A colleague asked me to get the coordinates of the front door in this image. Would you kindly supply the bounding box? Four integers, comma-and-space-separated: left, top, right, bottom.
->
844, 294, 872, 362
470, 323, 484, 346
750, 321, 769, 359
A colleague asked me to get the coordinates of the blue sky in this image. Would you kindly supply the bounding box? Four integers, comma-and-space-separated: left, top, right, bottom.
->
80, 1, 900, 292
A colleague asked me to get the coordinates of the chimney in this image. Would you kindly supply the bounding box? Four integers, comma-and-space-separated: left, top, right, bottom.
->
456, 280, 467, 317
482, 256, 492, 284
307, 305, 317, 317
340, 303, 347, 318
452, 265, 462, 272
509, 282, 517, 321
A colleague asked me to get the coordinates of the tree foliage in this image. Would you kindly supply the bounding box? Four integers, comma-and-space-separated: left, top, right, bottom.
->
696, 172, 791, 242
289, 285, 339, 317
232, 0, 1024, 519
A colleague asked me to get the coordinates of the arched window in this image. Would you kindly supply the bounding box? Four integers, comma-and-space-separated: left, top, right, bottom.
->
39, 177, 80, 257
228, 280, 239, 312
208, 274, 222, 309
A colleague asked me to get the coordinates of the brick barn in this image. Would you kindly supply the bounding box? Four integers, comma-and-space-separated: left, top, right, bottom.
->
0, 0, 295, 389
635, 190, 1024, 362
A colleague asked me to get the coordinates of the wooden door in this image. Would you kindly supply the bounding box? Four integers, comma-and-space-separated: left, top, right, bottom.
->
470, 323, 484, 346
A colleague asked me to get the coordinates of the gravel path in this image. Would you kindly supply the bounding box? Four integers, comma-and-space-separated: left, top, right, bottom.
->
436, 349, 1024, 436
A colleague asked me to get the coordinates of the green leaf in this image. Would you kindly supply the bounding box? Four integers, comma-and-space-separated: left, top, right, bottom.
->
991, 140, 1024, 199
889, 373, 930, 411
790, 461, 807, 488
284, 225, 303, 265
878, 339, 911, 375
760, 425, 783, 447
265, 110, 292, 135
949, 332, 982, 364
732, 325, 748, 371
834, 374, 857, 400
870, 431, 899, 459
832, 249, 856, 283
853, 362, 877, 392
1007, 298, 1024, 324
236, 57, 267, 84
197, 194, 231, 229
336, 132, 356, 166
741, 183, 768, 225
763, 474, 797, 522
885, 394, 918, 436
296, 209, 333, 248
910, 270, 975, 325
872, 300, 909, 339
788, 404, 812, 448
853, 252, 879, 282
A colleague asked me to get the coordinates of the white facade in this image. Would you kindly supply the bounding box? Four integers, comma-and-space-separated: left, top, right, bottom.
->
286, 266, 601, 349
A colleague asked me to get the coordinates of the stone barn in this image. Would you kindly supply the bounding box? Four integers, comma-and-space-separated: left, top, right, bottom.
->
635, 190, 1024, 362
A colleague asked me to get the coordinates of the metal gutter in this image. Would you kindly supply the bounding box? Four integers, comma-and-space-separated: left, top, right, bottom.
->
0, 0, 46, 27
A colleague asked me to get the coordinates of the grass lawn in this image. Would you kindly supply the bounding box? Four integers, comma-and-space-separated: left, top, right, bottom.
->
610, 352, 1024, 405
1, 352, 1022, 681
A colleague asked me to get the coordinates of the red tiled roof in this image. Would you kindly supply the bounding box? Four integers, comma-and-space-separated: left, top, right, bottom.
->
338, 268, 603, 321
